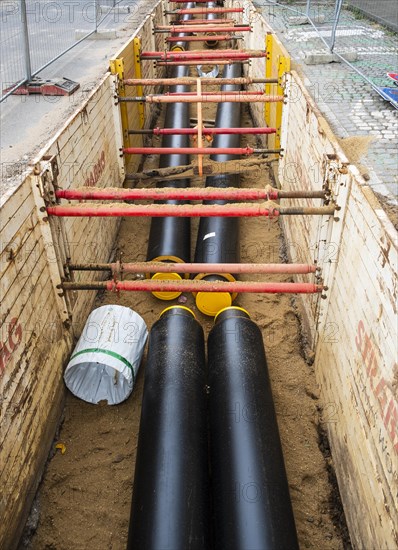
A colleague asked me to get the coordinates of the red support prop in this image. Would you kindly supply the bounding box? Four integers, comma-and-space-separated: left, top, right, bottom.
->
131, 127, 277, 136
167, 26, 251, 33
123, 146, 255, 155
68, 261, 318, 275
170, 8, 244, 14
46, 203, 280, 218
173, 18, 235, 24
108, 280, 324, 295
55, 187, 280, 201
62, 280, 325, 294
169, 0, 223, 3
141, 50, 265, 61
167, 35, 237, 42
165, 91, 263, 96
129, 94, 284, 103
155, 61, 250, 66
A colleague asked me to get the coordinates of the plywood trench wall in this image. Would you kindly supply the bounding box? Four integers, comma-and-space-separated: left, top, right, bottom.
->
0, 2, 167, 548
235, 2, 398, 547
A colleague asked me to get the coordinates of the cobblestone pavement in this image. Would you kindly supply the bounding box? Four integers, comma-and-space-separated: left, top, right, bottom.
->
255, 1, 398, 204
346, 0, 398, 32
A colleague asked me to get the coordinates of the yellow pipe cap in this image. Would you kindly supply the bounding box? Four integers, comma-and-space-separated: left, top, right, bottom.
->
196, 291, 232, 318
151, 272, 182, 301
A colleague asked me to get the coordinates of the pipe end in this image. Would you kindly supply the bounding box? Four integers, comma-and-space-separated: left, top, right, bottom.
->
151, 272, 182, 301
214, 306, 251, 324
160, 305, 196, 319
196, 291, 232, 318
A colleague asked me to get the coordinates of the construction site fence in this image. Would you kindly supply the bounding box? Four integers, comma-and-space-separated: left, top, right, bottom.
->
0, 0, 148, 102
258, 0, 397, 94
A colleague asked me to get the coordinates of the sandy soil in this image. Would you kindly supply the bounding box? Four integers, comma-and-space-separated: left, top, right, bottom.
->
27, 94, 350, 549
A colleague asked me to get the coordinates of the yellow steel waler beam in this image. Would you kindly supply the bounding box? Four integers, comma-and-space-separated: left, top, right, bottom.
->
276, 46, 290, 150
110, 57, 130, 149
133, 37, 145, 128
265, 33, 290, 151
265, 33, 273, 137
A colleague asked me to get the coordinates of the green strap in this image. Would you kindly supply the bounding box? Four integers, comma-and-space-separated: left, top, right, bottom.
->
70, 348, 135, 381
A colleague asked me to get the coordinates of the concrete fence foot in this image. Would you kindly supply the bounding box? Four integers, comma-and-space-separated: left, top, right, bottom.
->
304, 51, 358, 65
75, 29, 118, 40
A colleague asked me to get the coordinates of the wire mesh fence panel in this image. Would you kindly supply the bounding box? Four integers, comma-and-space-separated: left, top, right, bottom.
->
345, 0, 398, 32
25, 0, 96, 76
258, 1, 344, 64
0, 2, 28, 97
255, 0, 397, 204
257, 0, 397, 96
331, 2, 397, 89
96, 0, 154, 26
0, 0, 142, 102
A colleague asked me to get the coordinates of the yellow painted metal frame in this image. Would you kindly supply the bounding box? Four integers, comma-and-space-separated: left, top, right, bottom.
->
109, 57, 130, 149
265, 33, 291, 151
133, 37, 145, 129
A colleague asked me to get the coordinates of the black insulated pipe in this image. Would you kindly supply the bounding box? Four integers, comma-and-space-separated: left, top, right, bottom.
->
146, 2, 196, 299
207, 307, 299, 550
204, 1, 220, 48
127, 306, 210, 550
194, 62, 242, 316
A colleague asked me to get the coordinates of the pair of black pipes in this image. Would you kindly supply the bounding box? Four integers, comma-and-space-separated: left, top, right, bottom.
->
127, 306, 299, 549
135, 4, 297, 547
146, 1, 240, 313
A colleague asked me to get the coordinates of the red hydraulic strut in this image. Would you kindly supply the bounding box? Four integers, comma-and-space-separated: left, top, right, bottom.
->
140, 50, 265, 61
67, 261, 319, 275
128, 127, 277, 136
172, 19, 235, 24
122, 146, 275, 155
155, 61, 250, 66
47, 203, 279, 218
165, 91, 263, 96
47, 204, 335, 217
158, 26, 251, 33
169, 0, 219, 3
166, 35, 239, 42
167, 8, 244, 14
55, 186, 326, 202
56, 187, 279, 201
61, 280, 325, 295
121, 94, 284, 104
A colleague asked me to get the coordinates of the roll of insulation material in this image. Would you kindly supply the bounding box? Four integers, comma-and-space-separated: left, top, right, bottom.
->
64, 305, 148, 405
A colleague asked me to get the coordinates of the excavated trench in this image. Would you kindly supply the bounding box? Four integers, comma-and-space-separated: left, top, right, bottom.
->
27, 87, 350, 548
21, 6, 352, 546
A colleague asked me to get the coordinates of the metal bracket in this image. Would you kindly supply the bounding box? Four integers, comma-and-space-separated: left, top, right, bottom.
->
265, 33, 291, 151
30, 163, 72, 322
110, 57, 131, 149
132, 37, 145, 128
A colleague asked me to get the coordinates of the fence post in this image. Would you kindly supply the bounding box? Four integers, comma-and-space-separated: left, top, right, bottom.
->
305, 0, 311, 19
21, 0, 32, 81
330, 0, 343, 52
95, 0, 100, 32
